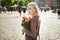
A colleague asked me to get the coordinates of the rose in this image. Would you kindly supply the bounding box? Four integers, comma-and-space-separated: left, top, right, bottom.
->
22, 16, 31, 22
21, 16, 31, 35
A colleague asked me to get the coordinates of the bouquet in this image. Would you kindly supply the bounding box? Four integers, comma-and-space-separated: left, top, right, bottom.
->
21, 16, 31, 30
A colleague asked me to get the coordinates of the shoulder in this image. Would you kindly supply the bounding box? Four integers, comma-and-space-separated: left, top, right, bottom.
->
31, 16, 39, 23
33, 16, 39, 19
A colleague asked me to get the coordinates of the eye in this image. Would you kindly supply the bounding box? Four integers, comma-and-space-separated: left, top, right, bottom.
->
29, 8, 31, 10
27, 8, 31, 10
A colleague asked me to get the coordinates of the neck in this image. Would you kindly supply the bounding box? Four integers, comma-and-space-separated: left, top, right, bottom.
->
29, 13, 38, 18
31, 14, 38, 17
32, 13, 38, 16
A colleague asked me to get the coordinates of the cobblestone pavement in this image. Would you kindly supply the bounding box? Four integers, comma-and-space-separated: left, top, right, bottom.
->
0, 11, 60, 40
40, 11, 60, 40
0, 11, 25, 40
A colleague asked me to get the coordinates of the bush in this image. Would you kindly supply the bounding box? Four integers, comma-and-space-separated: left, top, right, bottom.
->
19, 0, 28, 6
2, 0, 13, 7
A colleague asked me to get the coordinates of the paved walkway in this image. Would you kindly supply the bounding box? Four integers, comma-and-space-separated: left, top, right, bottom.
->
0, 11, 25, 40
0, 11, 60, 40
40, 11, 60, 40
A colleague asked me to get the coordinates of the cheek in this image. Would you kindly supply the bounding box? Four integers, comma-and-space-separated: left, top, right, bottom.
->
27, 8, 34, 14
27, 10, 31, 14
28, 10, 32, 13
31, 10, 35, 13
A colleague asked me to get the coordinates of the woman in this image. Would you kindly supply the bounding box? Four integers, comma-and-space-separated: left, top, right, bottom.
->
22, 2, 41, 40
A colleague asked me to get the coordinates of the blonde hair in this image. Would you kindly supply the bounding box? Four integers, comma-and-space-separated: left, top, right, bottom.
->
27, 2, 40, 16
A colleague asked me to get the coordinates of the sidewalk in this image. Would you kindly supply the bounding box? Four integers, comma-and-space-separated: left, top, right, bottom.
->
0, 11, 20, 18
0, 11, 60, 40
40, 11, 60, 40
0, 11, 25, 40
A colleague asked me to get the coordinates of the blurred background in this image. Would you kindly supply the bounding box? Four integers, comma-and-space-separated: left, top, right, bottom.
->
0, 0, 60, 40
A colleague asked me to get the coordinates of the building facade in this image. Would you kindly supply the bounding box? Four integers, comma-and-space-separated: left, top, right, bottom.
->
44, 0, 51, 8
44, 0, 51, 10
39, 0, 45, 7
39, 0, 57, 10
34, 0, 40, 7
57, 0, 60, 9
51, 0, 57, 10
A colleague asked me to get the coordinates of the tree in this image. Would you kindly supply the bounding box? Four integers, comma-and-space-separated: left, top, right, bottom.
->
2, 0, 13, 7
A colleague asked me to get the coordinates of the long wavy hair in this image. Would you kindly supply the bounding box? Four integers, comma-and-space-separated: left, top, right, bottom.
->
27, 2, 40, 16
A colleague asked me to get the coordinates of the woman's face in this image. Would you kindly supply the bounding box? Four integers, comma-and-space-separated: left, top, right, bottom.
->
27, 6, 35, 15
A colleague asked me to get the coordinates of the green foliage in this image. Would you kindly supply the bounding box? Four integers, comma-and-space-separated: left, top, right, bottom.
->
19, 0, 25, 6
25, 1, 28, 6
2, 0, 13, 7
1, 0, 34, 7
19, 0, 29, 6
18, 0, 33, 6
22, 20, 30, 29
11, 0, 14, 4
28, 0, 34, 2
